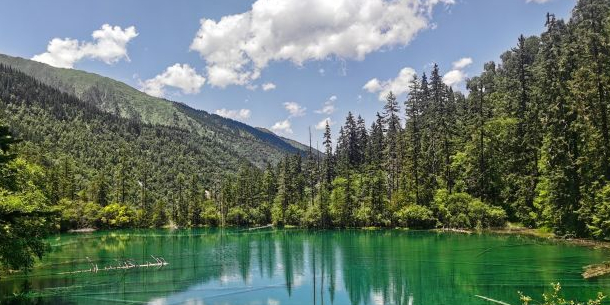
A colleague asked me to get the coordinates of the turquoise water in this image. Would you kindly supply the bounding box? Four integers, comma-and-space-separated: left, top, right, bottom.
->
1, 229, 609, 305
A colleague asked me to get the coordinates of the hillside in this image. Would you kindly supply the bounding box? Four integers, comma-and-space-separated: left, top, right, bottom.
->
0, 64, 248, 207
0, 54, 310, 167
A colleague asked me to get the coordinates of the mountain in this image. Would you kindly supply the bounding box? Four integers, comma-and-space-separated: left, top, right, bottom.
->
0, 53, 310, 167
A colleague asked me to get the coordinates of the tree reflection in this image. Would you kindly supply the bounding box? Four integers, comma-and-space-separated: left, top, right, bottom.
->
1, 229, 607, 305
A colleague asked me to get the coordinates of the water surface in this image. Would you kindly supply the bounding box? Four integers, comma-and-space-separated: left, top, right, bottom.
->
1, 229, 609, 305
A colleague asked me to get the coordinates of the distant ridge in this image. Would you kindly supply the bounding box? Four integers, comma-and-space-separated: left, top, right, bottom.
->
0, 53, 311, 167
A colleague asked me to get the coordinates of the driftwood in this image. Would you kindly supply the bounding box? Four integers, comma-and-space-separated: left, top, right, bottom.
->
475, 295, 512, 305
248, 224, 273, 231
583, 261, 610, 279
58, 256, 168, 275
435, 228, 473, 234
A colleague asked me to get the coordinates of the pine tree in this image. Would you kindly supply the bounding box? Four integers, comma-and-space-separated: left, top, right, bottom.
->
535, 13, 583, 235
322, 122, 335, 186
383, 91, 401, 197
405, 74, 422, 204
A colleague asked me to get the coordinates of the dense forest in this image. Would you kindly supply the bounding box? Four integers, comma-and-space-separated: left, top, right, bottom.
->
211, 0, 610, 239
1, 0, 610, 274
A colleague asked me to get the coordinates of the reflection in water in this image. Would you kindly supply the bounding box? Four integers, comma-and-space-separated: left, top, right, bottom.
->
1, 229, 609, 305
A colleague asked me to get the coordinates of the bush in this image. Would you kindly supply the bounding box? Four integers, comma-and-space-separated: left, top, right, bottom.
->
99, 203, 135, 229
58, 199, 101, 230
200, 200, 219, 226
519, 283, 605, 305
227, 206, 249, 226
303, 204, 322, 228
433, 189, 506, 229
284, 204, 304, 226
354, 205, 373, 227
395, 205, 437, 229
581, 183, 610, 240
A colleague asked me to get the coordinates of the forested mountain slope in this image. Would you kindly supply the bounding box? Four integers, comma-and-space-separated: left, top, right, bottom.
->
0, 54, 308, 167
0, 64, 247, 211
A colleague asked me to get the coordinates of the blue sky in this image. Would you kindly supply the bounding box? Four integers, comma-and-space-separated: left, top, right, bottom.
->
0, 0, 574, 144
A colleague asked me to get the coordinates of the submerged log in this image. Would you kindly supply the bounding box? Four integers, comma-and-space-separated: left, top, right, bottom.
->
475, 295, 512, 305
248, 224, 273, 231
583, 261, 610, 279
58, 255, 168, 275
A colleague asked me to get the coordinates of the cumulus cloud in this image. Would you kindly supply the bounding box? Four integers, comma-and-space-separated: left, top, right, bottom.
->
271, 119, 293, 134
442, 70, 466, 87
32, 24, 138, 68
315, 117, 334, 130
452, 57, 473, 70
315, 95, 337, 115
262, 82, 276, 91
284, 102, 306, 117
363, 67, 417, 101
190, 0, 454, 87
215, 108, 252, 120
443, 57, 473, 87
140, 64, 206, 98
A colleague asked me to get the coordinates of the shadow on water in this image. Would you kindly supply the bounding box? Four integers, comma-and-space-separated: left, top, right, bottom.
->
1, 229, 609, 305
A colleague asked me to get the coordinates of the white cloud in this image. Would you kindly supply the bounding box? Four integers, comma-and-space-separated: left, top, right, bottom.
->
190, 0, 454, 87
442, 69, 466, 87
363, 67, 417, 101
443, 57, 473, 87
32, 24, 138, 68
215, 108, 252, 120
319, 68, 325, 76
262, 82, 276, 91
140, 63, 206, 98
315, 95, 337, 115
271, 119, 293, 134
283, 102, 306, 117
452, 57, 473, 70
315, 117, 334, 130
443, 70, 466, 87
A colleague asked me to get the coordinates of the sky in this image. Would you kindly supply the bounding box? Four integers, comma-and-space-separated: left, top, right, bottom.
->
0, 0, 575, 145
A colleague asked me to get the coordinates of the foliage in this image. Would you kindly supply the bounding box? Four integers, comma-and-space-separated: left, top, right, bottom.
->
395, 204, 437, 229
98, 203, 135, 229
433, 190, 506, 229
519, 283, 605, 305
0, 124, 54, 273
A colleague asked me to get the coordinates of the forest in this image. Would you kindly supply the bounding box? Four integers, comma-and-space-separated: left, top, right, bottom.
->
1, 0, 610, 274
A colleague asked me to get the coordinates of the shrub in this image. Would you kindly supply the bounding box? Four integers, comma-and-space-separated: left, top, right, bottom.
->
284, 204, 304, 226
99, 203, 135, 229
354, 205, 373, 227
58, 199, 101, 230
227, 206, 249, 226
519, 283, 605, 305
200, 200, 219, 226
585, 183, 610, 240
303, 204, 322, 228
395, 205, 437, 229
433, 189, 506, 229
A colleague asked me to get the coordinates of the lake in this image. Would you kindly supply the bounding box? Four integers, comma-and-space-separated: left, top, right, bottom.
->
1, 229, 609, 305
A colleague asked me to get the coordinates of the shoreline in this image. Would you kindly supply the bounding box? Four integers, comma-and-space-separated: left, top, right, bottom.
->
62, 224, 610, 250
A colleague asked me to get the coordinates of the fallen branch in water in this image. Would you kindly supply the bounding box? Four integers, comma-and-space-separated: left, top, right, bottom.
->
248, 224, 273, 231
583, 261, 610, 279
435, 228, 473, 234
58, 255, 168, 275
475, 295, 512, 305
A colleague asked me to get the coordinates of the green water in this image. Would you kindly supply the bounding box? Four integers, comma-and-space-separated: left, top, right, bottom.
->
1, 229, 609, 305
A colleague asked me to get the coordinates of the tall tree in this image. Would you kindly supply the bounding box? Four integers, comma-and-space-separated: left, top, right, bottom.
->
383, 91, 401, 197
